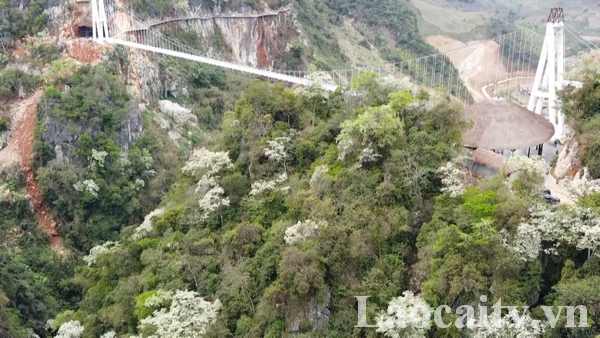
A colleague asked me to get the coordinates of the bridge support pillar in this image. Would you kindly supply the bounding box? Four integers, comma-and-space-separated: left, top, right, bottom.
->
528, 8, 565, 140
91, 0, 109, 40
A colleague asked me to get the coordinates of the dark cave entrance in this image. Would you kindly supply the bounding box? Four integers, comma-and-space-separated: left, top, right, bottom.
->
77, 26, 94, 38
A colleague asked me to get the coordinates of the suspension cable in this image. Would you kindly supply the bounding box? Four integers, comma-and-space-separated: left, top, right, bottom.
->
564, 22, 599, 49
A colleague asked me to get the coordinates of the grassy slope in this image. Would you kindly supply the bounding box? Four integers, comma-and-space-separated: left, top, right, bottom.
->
412, 0, 491, 40
413, 0, 600, 39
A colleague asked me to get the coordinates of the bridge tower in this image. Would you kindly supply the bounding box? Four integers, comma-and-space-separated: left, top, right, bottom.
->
528, 8, 565, 140
91, 0, 109, 40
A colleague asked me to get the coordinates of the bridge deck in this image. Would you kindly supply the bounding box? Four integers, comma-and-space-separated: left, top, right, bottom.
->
104, 38, 338, 91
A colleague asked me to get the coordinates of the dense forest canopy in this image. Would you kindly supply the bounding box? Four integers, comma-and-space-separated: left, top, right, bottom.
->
1, 52, 600, 337
2, 0, 600, 337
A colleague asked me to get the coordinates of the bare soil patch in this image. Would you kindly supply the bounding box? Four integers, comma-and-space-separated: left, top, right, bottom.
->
0, 90, 65, 253
67, 39, 105, 64
428, 35, 535, 103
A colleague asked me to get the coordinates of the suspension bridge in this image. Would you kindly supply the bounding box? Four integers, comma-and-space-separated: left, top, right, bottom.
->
89, 0, 599, 139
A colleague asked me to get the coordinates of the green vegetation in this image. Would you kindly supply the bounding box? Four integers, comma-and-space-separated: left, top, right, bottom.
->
32, 62, 184, 252
1, 44, 600, 338
0, 164, 78, 337
561, 75, 600, 178
26, 35, 64, 65
326, 0, 431, 55
0, 115, 9, 131
0, 69, 41, 101
45, 72, 467, 337
4, 0, 600, 337
0, 0, 49, 44
124, 0, 435, 68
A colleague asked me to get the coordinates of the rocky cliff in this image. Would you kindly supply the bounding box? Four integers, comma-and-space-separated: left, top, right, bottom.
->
124, 6, 304, 97
166, 8, 301, 69
41, 100, 143, 162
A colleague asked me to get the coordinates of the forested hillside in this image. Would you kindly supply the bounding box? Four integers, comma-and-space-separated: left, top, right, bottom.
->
2, 54, 600, 337
2, 0, 600, 337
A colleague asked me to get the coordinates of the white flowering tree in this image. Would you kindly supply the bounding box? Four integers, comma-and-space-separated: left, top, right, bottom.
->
181, 148, 232, 175
138, 290, 221, 338
132, 208, 165, 240
143, 290, 174, 308
73, 179, 100, 198
198, 186, 230, 221
471, 309, 545, 338
100, 331, 116, 338
249, 173, 289, 196
502, 204, 600, 261
505, 156, 545, 194
376, 291, 432, 338
437, 160, 467, 197
336, 105, 403, 167
88, 149, 108, 171
531, 205, 600, 257
83, 241, 119, 266
297, 70, 335, 126
284, 220, 327, 245
499, 223, 541, 262
265, 136, 292, 171
55, 320, 84, 338
182, 148, 233, 222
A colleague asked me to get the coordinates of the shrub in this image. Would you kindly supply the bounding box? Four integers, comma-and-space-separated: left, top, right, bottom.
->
0, 69, 41, 101
0, 116, 10, 132
586, 140, 600, 179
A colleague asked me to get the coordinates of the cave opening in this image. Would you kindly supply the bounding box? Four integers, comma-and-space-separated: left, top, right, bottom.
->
77, 26, 93, 38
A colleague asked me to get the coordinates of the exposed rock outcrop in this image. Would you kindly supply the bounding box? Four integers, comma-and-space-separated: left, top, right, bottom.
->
554, 135, 600, 198
125, 48, 162, 99
555, 137, 580, 179
45, 0, 305, 99
174, 8, 299, 69
289, 293, 331, 332
42, 101, 143, 162
0, 130, 8, 150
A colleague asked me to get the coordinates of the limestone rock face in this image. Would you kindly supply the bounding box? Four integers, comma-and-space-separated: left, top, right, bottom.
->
554, 135, 600, 197
118, 101, 145, 148
289, 292, 331, 332
0, 130, 9, 150
42, 101, 143, 161
176, 8, 298, 70
555, 137, 580, 179
308, 292, 332, 330
159, 66, 189, 99
126, 49, 162, 99
46, 1, 303, 99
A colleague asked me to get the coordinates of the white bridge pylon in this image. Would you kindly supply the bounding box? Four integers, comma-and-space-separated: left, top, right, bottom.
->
528, 8, 566, 140
90, 0, 108, 40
